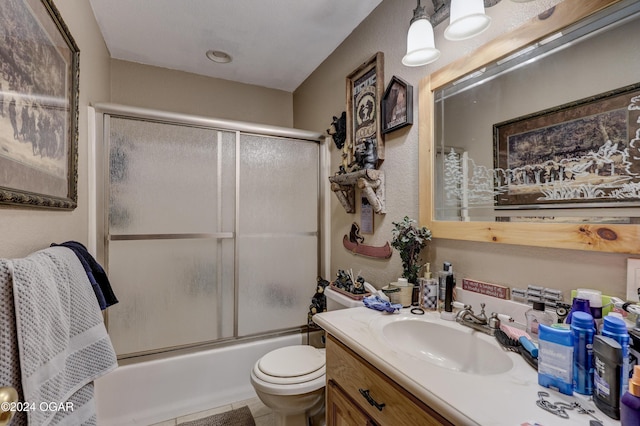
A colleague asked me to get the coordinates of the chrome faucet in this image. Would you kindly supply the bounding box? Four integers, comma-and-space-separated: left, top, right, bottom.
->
455, 303, 501, 336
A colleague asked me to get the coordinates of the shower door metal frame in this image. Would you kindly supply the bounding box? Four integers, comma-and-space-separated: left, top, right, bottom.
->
91, 103, 324, 358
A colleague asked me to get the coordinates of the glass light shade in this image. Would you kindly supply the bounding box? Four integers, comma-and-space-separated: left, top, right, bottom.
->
402, 18, 441, 66
445, 0, 491, 41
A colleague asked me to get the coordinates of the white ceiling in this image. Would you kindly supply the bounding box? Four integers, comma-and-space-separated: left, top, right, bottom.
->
89, 0, 384, 92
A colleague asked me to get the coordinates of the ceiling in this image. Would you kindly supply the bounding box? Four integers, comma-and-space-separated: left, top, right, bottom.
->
89, 0, 385, 92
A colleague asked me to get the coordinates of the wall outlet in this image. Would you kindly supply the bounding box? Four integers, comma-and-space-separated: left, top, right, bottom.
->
626, 258, 640, 302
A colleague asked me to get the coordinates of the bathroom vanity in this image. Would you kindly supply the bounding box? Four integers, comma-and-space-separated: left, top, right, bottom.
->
314, 307, 620, 425
326, 334, 450, 425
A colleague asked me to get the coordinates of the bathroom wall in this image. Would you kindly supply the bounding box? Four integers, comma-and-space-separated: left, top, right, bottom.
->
0, 0, 110, 259
110, 59, 294, 128
293, 0, 632, 300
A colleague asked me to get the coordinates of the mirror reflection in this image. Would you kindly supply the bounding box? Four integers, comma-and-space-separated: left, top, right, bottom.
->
434, 0, 640, 224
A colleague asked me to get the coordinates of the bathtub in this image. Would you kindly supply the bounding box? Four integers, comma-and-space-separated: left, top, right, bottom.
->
95, 333, 303, 425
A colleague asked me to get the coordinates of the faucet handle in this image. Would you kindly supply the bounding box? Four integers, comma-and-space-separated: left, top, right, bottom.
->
488, 312, 501, 330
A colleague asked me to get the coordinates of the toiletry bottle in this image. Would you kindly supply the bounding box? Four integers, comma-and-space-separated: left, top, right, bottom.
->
565, 297, 591, 325
525, 301, 554, 341
621, 365, 640, 425
602, 314, 631, 397
417, 263, 438, 311
577, 288, 603, 330
437, 262, 452, 312
594, 335, 623, 420
538, 324, 574, 395
571, 311, 595, 395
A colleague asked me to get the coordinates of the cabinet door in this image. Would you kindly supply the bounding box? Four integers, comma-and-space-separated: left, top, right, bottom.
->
327, 380, 376, 426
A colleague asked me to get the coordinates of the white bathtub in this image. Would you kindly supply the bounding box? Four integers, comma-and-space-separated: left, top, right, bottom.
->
95, 334, 303, 425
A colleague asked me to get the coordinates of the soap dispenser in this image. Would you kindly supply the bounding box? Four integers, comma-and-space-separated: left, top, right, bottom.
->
417, 263, 438, 311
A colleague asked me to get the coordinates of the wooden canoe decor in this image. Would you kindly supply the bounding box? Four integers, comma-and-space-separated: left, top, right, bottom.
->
343, 224, 392, 259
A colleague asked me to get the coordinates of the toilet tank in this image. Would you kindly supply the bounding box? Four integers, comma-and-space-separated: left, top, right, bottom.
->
325, 286, 369, 311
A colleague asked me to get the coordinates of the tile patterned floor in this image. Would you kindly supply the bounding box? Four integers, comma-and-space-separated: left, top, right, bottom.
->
150, 397, 274, 426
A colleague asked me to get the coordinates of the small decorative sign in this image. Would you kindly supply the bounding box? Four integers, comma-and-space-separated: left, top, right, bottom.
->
462, 278, 510, 300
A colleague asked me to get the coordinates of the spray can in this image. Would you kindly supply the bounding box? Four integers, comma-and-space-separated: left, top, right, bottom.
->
571, 311, 595, 395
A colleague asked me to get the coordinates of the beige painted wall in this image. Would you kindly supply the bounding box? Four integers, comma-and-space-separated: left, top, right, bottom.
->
294, 0, 631, 300
0, 0, 111, 258
110, 59, 294, 128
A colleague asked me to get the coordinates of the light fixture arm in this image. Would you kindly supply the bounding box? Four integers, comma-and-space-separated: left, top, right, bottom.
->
430, 0, 502, 27
411, 0, 428, 24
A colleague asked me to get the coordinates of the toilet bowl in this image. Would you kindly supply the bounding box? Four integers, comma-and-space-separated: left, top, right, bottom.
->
250, 345, 326, 426
250, 285, 366, 426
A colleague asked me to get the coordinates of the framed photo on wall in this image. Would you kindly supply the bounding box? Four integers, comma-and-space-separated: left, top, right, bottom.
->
0, 0, 80, 209
346, 52, 384, 169
382, 76, 413, 134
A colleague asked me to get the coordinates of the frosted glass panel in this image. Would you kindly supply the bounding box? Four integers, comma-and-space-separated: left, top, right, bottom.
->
109, 118, 235, 234
237, 236, 317, 335
239, 135, 318, 234
107, 239, 235, 355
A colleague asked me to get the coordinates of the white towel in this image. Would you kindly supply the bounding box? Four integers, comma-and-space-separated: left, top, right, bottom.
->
2, 247, 118, 426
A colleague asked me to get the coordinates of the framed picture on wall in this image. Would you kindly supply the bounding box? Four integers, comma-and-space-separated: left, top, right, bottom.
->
346, 52, 384, 170
382, 76, 413, 134
0, 0, 80, 209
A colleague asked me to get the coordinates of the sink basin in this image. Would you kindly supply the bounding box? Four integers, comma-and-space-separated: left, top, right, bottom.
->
380, 319, 513, 375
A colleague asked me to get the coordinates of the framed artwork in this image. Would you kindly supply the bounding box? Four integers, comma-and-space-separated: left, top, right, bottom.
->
346, 52, 384, 170
493, 82, 640, 208
382, 76, 413, 134
0, 0, 80, 209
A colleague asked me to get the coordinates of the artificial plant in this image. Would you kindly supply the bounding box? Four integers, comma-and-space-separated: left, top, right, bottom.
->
390, 216, 432, 284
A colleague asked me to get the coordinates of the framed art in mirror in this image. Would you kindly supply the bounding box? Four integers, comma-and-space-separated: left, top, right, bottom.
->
346, 52, 384, 169
0, 0, 79, 210
382, 76, 413, 134
493, 82, 640, 208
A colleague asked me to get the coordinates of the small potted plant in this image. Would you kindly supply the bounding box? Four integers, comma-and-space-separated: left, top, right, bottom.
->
391, 216, 432, 284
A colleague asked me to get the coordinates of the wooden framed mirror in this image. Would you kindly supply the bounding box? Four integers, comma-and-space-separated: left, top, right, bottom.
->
419, 0, 640, 253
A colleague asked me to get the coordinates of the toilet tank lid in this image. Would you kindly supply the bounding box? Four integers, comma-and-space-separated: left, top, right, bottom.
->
325, 287, 365, 308
258, 346, 325, 378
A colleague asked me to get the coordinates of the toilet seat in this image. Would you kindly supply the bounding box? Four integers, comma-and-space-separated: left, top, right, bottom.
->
254, 346, 326, 385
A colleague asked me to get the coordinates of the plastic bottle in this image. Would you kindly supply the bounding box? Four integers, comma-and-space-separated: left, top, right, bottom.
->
602, 315, 631, 397
437, 262, 452, 312
621, 365, 640, 425
538, 324, 574, 395
525, 301, 554, 341
417, 263, 438, 311
565, 297, 591, 325
594, 335, 623, 420
571, 311, 595, 395
577, 288, 603, 330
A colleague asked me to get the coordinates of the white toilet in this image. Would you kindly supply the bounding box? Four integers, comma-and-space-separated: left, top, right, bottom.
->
250, 285, 364, 426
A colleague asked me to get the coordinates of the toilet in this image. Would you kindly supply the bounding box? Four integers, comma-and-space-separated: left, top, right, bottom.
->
250, 284, 365, 426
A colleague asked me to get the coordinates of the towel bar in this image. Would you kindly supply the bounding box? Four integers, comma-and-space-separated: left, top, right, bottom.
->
0, 387, 18, 426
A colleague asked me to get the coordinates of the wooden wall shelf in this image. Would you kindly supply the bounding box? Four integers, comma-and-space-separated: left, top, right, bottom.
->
329, 169, 386, 214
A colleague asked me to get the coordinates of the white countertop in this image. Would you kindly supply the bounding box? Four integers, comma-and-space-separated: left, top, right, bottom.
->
314, 306, 620, 426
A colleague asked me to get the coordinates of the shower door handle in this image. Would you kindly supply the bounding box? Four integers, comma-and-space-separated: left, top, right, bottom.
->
0, 386, 18, 426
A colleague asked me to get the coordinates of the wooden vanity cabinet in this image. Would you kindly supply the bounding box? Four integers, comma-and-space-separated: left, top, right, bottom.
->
326, 334, 453, 426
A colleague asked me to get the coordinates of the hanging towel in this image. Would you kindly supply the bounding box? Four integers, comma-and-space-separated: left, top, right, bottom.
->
51, 241, 119, 310
0, 259, 26, 426
2, 246, 118, 426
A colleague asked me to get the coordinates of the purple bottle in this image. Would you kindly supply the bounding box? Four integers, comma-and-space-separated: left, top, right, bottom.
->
621, 365, 640, 425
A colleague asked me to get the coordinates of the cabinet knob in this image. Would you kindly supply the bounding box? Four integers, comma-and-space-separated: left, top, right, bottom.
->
358, 388, 386, 411
0, 387, 18, 426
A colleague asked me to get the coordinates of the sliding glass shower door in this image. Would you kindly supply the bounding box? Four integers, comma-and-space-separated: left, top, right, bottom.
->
99, 109, 321, 357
